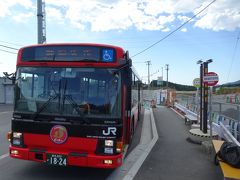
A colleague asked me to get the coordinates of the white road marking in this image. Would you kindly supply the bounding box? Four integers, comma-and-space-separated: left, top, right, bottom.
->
0, 153, 9, 160
0, 111, 12, 114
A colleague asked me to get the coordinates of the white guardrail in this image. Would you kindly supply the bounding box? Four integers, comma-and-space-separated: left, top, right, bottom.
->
174, 102, 240, 146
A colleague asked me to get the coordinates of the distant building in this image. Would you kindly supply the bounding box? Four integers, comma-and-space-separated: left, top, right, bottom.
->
0, 77, 14, 104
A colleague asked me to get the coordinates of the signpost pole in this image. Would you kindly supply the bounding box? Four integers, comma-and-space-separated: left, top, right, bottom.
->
203, 71, 219, 137
200, 64, 203, 131
209, 86, 213, 138
203, 62, 208, 134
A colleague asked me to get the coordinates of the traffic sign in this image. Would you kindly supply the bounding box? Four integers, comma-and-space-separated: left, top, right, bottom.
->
193, 78, 200, 88
203, 72, 219, 86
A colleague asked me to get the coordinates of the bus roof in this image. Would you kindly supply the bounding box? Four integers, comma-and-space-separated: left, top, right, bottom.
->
19, 43, 125, 51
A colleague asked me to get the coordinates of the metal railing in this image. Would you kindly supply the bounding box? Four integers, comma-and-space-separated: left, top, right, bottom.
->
175, 93, 240, 144
176, 94, 240, 121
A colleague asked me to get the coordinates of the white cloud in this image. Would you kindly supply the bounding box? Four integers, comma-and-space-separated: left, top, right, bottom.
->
17, 0, 33, 9
0, 0, 34, 17
12, 12, 34, 23
143, 0, 199, 15
162, 27, 170, 32
158, 15, 175, 25
1, 0, 240, 32
181, 28, 187, 32
55, 0, 178, 32
177, 15, 191, 23
194, 0, 240, 31
46, 7, 64, 24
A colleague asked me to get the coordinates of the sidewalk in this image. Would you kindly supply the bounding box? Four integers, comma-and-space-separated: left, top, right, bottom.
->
108, 107, 158, 180
134, 106, 222, 180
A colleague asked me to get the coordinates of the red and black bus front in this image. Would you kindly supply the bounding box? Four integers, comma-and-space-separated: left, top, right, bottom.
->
8, 44, 132, 168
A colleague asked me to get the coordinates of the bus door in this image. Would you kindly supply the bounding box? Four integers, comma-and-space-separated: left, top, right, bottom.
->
121, 65, 132, 144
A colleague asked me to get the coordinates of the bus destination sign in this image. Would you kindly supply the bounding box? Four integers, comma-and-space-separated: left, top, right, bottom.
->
21, 45, 115, 62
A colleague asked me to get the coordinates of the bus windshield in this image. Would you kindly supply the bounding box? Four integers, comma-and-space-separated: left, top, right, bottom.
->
14, 67, 121, 118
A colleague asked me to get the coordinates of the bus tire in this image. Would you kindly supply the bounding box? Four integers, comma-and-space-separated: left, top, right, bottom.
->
129, 118, 134, 145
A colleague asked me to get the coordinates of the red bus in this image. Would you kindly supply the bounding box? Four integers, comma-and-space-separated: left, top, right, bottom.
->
7, 43, 142, 168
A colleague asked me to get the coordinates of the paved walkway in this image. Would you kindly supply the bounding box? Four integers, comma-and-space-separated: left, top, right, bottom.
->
134, 106, 222, 180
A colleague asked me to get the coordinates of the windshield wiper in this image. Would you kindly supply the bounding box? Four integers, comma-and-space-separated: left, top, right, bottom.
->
32, 78, 90, 124
32, 94, 59, 120
33, 78, 62, 120
62, 79, 90, 124
64, 95, 90, 124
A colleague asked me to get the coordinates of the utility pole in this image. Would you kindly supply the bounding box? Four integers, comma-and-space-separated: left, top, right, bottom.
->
165, 64, 169, 89
146, 60, 151, 86
37, 0, 46, 44
161, 67, 163, 80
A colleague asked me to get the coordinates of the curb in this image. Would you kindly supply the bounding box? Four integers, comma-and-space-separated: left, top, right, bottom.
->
123, 108, 158, 180
107, 108, 158, 180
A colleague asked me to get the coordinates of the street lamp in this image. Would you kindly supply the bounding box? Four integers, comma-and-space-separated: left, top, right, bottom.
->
196, 60, 203, 64
206, 59, 213, 64
197, 59, 213, 134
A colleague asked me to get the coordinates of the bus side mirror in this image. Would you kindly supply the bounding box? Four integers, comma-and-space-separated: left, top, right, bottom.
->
3, 72, 16, 84
124, 51, 129, 60
128, 58, 132, 67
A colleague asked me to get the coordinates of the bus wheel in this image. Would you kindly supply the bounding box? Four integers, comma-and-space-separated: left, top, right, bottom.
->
129, 119, 134, 144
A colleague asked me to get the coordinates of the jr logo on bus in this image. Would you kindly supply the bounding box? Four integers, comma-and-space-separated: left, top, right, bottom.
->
102, 127, 117, 136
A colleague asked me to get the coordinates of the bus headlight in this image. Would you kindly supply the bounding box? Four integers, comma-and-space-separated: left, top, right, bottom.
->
12, 132, 23, 146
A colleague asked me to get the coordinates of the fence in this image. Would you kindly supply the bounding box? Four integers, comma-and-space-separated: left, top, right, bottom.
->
176, 93, 240, 121
176, 93, 240, 144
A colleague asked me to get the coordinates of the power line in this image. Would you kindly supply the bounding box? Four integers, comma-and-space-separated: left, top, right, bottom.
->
141, 69, 159, 78
150, 69, 159, 77
131, 0, 216, 58
133, 61, 146, 64
0, 44, 19, 54
226, 30, 240, 82
0, 49, 17, 54
0, 45, 19, 51
0, 40, 23, 47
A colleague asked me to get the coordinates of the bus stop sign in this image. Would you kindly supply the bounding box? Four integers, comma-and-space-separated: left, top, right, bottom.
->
193, 78, 200, 88
203, 72, 219, 86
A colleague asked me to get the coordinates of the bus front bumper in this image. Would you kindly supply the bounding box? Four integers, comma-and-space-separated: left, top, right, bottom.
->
9, 146, 123, 169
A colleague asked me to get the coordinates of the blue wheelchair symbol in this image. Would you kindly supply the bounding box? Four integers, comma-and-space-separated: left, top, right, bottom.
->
102, 49, 113, 62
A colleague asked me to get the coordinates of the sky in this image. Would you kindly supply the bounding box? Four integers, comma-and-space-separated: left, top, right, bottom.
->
0, 0, 240, 85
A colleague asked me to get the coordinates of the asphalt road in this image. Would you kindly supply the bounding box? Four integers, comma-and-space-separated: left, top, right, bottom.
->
0, 104, 13, 156
1, 104, 225, 179
0, 104, 143, 180
134, 106, 223, 180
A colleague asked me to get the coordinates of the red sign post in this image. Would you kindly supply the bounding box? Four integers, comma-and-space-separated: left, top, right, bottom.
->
203, 72, 219, 86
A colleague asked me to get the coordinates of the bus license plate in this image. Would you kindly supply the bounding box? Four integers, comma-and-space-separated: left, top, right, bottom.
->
46, 154, 67, 166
